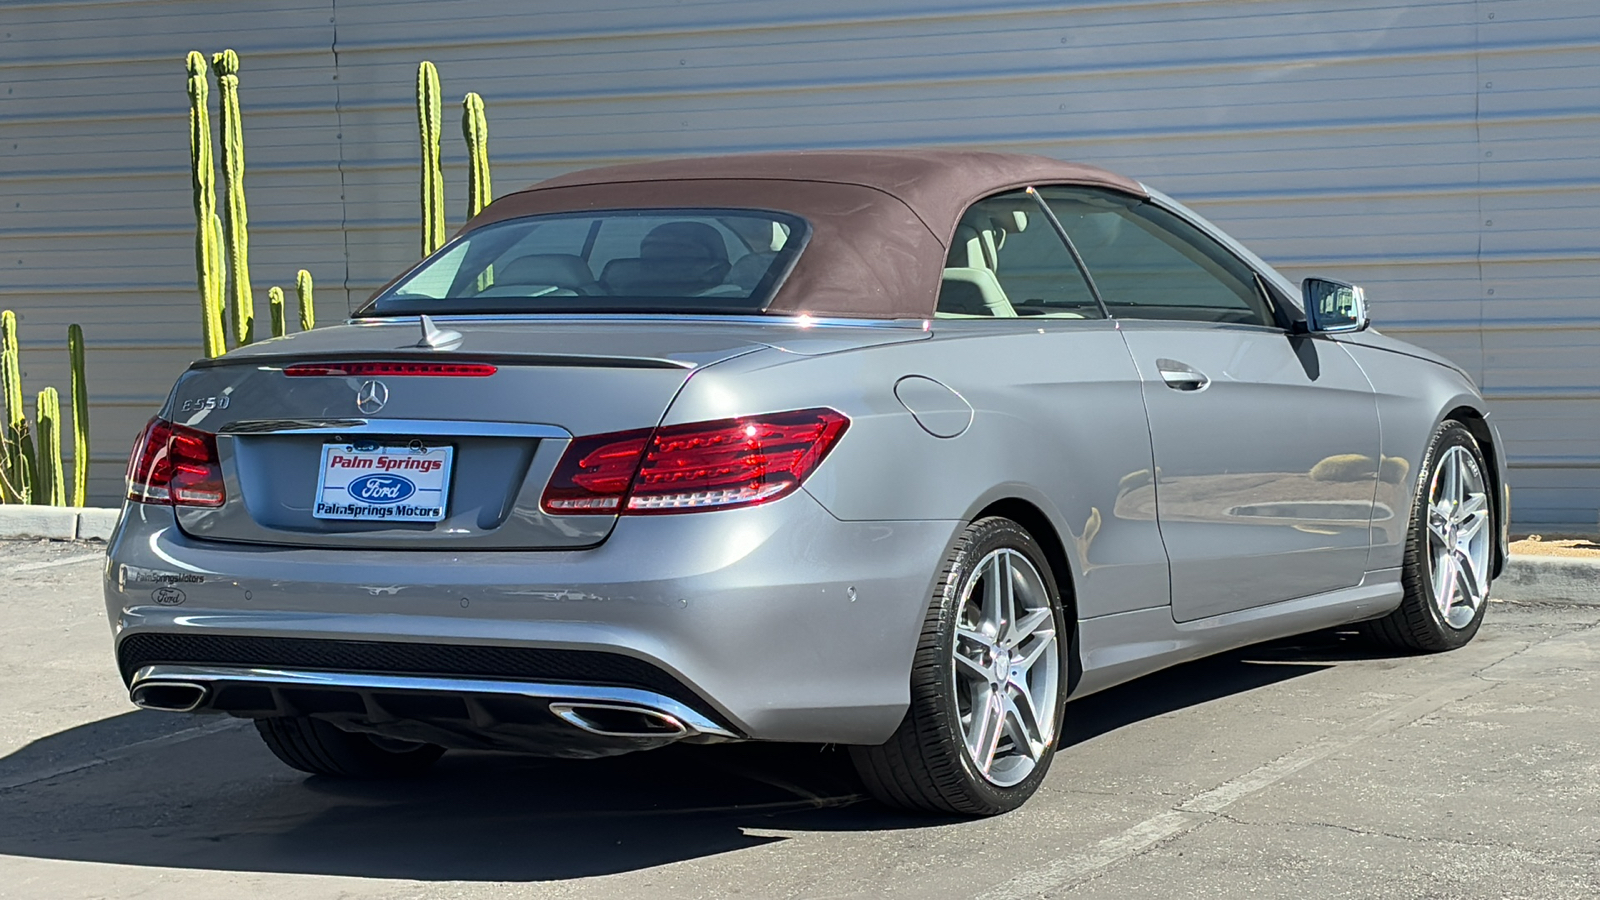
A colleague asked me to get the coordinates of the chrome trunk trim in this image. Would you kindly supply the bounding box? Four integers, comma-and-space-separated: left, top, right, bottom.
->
217, 418, 570, 438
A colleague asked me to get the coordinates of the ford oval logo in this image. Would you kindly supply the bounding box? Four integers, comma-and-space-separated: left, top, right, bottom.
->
350, 474, 416, 503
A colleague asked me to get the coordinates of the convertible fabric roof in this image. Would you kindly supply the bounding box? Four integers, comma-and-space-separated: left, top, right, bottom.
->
466, 150, 1149, 319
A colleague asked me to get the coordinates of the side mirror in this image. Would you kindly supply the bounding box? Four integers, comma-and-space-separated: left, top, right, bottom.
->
1302, 277, 1369, 333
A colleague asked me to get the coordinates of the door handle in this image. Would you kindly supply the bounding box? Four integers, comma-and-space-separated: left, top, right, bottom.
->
1156, 358, 1209, 392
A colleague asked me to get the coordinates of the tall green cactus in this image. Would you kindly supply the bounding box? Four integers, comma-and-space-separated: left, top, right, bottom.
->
462, 92, 492, 219
187, 51, 227, 358
0, 311, 18, 413
296, 269, 315, 331
417, 61, 445, 257
0, 352, 15, 504
35, 387, 64, 508
0, 312, 22, 504
0, 313, 34, 505
68, 324, 88, 507
211, 49, 255, 347
268, 286, 287, 338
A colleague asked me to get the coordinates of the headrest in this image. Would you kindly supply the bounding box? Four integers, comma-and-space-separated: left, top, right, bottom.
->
497, 253, 596, 287
600, 256, 731, 296
640, 221, 728, 263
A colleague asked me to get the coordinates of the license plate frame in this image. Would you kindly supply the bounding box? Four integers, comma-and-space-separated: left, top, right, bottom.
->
313, 441, 455, 522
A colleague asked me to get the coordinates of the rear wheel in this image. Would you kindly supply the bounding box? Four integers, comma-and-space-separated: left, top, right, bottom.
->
850, 517, 1067, 815
255, 716, 445, 778
1363, 420, 1493, 652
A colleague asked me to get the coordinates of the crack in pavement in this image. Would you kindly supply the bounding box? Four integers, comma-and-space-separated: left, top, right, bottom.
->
1212, 811, 1600, 860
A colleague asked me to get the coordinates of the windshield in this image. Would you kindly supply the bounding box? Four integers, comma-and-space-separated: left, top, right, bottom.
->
360, 209, 810, 316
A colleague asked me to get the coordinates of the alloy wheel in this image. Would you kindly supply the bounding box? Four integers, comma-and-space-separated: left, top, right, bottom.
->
1426, 445, 1492, 629
951, 548, 1060, 787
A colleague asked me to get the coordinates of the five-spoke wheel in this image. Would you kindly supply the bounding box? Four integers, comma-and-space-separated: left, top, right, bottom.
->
851, 517, 1067, 815
1365, 420, 1495, 651
952, 548, 1060, 788
1426, 444, 1492, 630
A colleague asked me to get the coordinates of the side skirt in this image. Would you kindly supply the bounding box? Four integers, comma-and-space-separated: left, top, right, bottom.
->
1069, 568, 1403, 701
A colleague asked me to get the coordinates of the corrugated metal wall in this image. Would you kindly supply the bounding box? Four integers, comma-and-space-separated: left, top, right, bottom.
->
2, 0, 1596, 528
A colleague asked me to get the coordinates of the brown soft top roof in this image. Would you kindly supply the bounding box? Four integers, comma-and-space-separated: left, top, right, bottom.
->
519, 149, 1145, 238
466, 149, 1149, 319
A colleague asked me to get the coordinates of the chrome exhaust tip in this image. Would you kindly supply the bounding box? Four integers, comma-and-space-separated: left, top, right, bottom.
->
549, 702, 690, 738
130, 681, 208, 713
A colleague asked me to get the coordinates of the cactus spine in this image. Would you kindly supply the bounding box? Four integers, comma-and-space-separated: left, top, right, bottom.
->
417, 61, 445, 257
68, 324, 88, 507
211, 49, 255, 347
187, 51, 227, 358
462, 92, 492, 218
35, 387, 64, 508
268, 286, 287, 337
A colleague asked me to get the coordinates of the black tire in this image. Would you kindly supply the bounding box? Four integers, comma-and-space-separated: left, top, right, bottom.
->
254, 716, 445, 778
1362, 420, 1493, 652
850, 517, 1069, 816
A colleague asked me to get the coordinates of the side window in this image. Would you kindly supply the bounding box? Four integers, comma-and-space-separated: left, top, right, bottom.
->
1039, 188, 1276, 327
936, 190, 1102, 319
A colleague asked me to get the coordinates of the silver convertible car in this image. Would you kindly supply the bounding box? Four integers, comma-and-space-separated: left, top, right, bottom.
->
107, 150, 1508, 816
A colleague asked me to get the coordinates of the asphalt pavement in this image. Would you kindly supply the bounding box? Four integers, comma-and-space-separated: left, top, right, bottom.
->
1, 538, 1596, 899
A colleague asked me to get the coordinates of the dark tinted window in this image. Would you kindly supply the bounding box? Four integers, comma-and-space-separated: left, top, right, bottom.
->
362, 209, 807, 316
936, 190, 1102, 319
1039, 188, 1276, 326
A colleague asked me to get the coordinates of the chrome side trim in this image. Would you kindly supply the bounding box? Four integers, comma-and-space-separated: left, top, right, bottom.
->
127, 664, 737, 739
218, 418, 570, 439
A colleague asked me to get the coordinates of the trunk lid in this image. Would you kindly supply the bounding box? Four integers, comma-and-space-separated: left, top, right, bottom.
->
161, 317, 923, 549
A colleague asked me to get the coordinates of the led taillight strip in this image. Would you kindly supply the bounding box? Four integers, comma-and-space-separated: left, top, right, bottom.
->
541, 408, 850, 516
283, 362, 498, 377
126, 417, 226, 508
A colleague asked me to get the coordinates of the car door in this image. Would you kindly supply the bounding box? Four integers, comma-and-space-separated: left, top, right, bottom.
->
1039, 187, 1382, 622
925, 189, 1171, 619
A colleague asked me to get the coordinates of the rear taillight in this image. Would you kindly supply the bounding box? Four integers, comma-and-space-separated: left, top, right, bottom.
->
541, 408, 849, 516
126, 417, 225, 508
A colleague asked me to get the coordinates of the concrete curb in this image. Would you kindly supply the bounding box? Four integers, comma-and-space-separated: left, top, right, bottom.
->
0, 506, 122, 541
1493, 554, 1600, 606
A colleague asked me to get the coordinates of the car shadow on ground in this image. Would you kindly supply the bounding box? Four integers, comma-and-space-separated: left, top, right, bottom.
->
0, 628, 1380, 881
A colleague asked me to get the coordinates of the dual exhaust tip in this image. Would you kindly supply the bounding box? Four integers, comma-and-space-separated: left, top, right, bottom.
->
549, 702, 689, 738
131, 682, 690, 739
130, 681, 208, 713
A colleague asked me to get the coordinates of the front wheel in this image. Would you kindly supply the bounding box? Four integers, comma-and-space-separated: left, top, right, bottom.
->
850, 517, 1068, 816
1364, 420, 1494, 652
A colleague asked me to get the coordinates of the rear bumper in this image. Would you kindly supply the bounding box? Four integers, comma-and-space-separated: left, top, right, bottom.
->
104, 493, 959, 744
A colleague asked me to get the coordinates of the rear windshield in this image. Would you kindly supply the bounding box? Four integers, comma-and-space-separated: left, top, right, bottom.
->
360, 209, 810, 316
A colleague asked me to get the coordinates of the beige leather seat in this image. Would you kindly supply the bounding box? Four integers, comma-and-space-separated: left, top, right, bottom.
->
937, 222, 1017, 317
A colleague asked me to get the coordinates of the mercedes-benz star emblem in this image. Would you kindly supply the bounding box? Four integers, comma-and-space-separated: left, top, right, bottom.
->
355, 379, 389, 414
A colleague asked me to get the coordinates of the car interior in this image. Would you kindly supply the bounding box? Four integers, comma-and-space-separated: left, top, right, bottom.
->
936, 194, 1096, 319
461, 216, 786, 302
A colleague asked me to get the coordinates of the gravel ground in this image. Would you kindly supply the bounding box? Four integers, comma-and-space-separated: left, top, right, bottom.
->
1508, 535, 1600, 559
